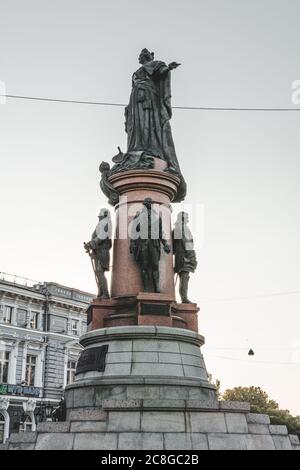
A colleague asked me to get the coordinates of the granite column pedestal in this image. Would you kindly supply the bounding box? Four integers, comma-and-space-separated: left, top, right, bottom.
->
109, 161, 178, 298
4, 324, 299, 450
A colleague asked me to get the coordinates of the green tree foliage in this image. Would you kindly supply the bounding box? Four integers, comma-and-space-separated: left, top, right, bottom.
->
222, 386, 278, 413
222, 386, 300, 436
268, 409, 300, 436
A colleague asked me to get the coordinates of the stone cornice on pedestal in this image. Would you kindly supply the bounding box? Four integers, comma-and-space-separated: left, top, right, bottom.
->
80, 325, 205, 348
100, 399, 251, 413
136, 292, 175, 303
108, 169, 180, 203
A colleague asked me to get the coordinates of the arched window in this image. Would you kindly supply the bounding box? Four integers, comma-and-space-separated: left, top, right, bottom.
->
0, 412, 5, 443
19, 414, 32, 432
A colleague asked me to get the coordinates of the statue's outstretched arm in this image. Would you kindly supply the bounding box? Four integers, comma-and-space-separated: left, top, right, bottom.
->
168, 62, 181, 70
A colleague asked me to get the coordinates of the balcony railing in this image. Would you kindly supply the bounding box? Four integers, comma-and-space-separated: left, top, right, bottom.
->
0, 272, 42, 289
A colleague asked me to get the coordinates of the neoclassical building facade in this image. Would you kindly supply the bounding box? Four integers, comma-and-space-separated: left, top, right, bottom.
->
0, 274, 93, 442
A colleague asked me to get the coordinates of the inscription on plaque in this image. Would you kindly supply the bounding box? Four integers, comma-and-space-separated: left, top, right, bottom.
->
140, 303, 170, 316
75, 345, 109, 375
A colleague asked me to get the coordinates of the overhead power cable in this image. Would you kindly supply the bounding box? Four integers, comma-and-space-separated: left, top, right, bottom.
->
200, 289, 300, 303
206, 354, 300, 366
1, 94, 300, 111
205, 347, 297, 351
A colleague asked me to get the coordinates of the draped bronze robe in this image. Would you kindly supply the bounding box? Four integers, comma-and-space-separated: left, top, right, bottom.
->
125, 60, 181, 173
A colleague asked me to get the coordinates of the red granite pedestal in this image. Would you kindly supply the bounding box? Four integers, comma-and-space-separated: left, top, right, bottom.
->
109, 159, 178, 299
87, 159, 200, 335
87, 295, 199, 332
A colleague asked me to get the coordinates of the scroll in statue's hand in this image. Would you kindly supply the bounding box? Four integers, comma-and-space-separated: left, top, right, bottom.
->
84, 242, 91, 253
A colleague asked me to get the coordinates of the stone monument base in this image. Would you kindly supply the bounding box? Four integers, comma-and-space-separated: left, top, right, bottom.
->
65, 326, 214, 400
2, 401, 299, 450
2, 326, 299, 450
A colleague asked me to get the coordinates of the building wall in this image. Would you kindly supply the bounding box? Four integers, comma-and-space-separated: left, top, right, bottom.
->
15, 344, 23, 386
0, 277, 94, 441
43, 340, 66, 400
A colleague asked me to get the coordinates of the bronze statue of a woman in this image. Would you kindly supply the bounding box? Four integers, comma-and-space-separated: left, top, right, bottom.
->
124, 48, 186, 202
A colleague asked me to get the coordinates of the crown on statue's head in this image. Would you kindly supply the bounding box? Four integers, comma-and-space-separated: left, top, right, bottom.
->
139, 48, 154, 59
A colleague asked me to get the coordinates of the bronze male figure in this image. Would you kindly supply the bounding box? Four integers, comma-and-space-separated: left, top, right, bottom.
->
172, 212, 197, 303
84, 209, 112, 299
130, 197, 170, 293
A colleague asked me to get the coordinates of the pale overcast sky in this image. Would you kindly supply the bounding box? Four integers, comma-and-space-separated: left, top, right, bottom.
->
0, 0, 299, 414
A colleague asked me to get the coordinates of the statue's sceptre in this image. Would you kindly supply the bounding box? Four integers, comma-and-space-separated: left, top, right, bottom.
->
84, 242, 99, 291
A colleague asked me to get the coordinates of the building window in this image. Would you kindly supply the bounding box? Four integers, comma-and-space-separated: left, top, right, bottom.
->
25, 355, 37, 386
71, 320, 79, 336
30, 312, 39, 329
0, 413, 4, 443
19, 415, 32, 432
0, 351, 9, 383
16, 308, 28, 327
66, 360, 77, 385
3, 306, 13, 324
